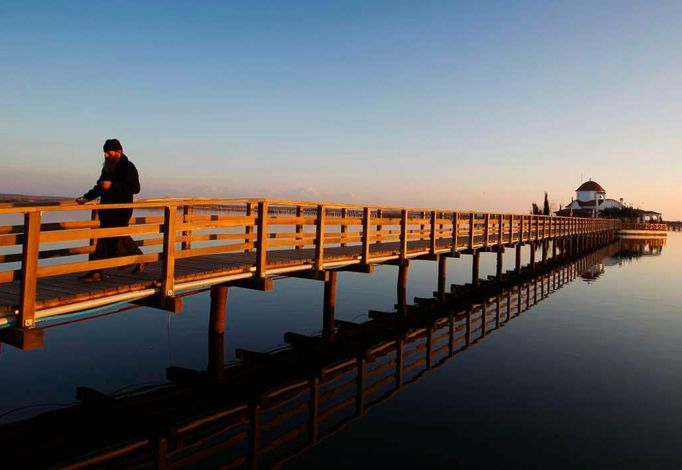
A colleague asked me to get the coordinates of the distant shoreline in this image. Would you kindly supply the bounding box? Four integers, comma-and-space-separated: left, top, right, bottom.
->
0, 193, 70, 203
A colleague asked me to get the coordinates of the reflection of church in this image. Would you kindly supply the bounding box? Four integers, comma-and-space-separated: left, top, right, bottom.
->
618, 238, 665, 257
603, 238, 665, 267
555, 180, 662, 222
582, 238, 665, 280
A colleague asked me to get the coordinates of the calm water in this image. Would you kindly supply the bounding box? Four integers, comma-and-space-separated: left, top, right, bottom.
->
0, 233, 680, 468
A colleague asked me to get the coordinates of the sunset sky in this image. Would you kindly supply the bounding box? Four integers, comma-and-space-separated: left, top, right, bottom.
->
2, 1, 681, 218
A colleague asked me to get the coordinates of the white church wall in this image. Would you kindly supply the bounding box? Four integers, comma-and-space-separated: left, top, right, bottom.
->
599, 199, 623, 210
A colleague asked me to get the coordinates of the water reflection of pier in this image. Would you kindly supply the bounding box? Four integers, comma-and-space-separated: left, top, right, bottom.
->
0, 242, 623, 469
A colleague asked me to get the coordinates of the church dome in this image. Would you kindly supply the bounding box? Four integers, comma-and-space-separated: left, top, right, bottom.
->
576, 180, 605, 192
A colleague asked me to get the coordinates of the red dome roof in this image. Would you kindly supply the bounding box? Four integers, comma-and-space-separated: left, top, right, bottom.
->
576, 180, 605, 192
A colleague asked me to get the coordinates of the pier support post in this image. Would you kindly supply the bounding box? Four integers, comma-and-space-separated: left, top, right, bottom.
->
437, 255, 447, 301
566, 236, 575, 257
397, 262, 410, 316
542, 240, 548, 264
552, 238, 557, 260
323, 271, 337, 342
515, 244, 522, 273
471, 250, 480, 287
208, 286, 228, 381
529, 242, 536, 270
209, 286, 228, 334
496, 249, 503, 281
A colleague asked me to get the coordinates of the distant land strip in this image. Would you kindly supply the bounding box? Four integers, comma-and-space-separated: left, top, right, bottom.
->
0, 193, 71, 204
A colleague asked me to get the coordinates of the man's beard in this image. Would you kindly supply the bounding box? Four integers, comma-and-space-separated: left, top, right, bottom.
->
103, 156, 120, 173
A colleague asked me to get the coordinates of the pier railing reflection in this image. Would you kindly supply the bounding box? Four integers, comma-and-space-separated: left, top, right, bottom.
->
0, 242, 629, 469
616, 237, 665, 259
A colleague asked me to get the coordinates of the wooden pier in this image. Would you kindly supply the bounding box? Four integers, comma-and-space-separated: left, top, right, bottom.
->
0, 198, 619, 349
0, 242, 618, 469
667, 221, 682, 232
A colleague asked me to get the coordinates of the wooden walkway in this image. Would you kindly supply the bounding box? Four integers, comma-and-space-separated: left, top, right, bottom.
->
0, 243, 617, 469
0, 198, 619, 348
0, 239, 454, 314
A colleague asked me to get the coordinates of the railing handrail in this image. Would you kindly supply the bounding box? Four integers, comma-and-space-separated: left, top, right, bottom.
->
0, 196, 621, 220
620, 222, 667, 230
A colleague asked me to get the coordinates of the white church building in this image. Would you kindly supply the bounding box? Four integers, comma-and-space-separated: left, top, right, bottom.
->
556, 180, 662, 221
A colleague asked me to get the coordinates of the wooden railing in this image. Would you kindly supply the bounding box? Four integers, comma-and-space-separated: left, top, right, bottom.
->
619, 222, 668, 231
0, 198, 621, 328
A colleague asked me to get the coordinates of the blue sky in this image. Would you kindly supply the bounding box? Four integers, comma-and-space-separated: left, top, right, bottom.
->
2, 1, 681, 217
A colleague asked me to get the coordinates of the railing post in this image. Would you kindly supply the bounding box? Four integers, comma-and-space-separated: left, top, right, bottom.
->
508, 215, 514, 243
468, 213, 475, 249
376, 209, 383, 244
528, 216, 532, 241
340, 207, 347, 247
244, 202, 255, 253
315, 205, 326, 271
497, 214, 503, 245
19, 211, 41, 329
400, 209, 408, 263
362, 207, 371, 265
451, 211, 459, 253
161, 206, 177, 298
429, 210, 437, 256
295, 205, 304, 249
182, 204, 193, 251
483, 213, 490, 247
519, 215, 524, 243
542, 216, 547, 240
535, 216, 540, 240
256, 201, 268, 278
89, 209, 98, 257
550, 217, 554, 238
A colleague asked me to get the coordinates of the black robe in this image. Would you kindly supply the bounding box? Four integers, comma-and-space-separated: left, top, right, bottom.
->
82, 154, 143, 261
83, 154, 140, 227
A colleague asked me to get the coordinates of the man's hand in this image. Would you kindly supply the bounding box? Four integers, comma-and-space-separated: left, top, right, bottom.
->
75, 197, 88, 205
99, 180, 112, 190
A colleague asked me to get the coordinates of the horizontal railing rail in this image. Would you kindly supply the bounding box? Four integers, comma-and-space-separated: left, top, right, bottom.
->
619, 222, 668, 231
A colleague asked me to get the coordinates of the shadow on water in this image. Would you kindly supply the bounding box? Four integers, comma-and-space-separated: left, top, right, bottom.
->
0, 237, 664, 469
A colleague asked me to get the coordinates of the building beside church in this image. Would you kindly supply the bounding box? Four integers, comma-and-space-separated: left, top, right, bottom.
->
555, 180, 662, 222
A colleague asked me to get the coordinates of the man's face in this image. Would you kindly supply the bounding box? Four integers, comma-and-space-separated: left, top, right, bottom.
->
104, 150, 122, 160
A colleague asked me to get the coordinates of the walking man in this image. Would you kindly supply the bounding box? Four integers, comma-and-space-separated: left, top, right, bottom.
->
75, 139, 144, 282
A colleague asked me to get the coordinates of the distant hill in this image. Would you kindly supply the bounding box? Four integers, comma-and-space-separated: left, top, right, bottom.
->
0, 193, 70, 204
